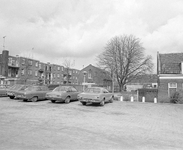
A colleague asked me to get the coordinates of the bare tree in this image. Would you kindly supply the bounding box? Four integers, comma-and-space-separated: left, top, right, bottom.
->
97, 35, 153, 92
62, 58, 75, 84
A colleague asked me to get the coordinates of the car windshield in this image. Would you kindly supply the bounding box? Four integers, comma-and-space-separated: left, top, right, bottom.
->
24, 86, 40, 91
19, 85, 29, 91
53, 86, 69, 92
11, 84, 23, 90
85, 88, 101, 93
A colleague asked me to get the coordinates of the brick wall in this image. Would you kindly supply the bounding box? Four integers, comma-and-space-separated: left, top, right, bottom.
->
158, 78, 183, 103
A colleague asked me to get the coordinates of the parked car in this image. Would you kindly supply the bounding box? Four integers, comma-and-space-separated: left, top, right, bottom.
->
7, 84, 28, 99
46, 86, 80, 103
0, 85, 8, 97
78, 87, 114, 106
15, 85, 49, 102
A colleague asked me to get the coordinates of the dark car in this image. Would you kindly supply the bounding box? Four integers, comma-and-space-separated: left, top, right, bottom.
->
6, 84, 29, 99
15, 85, 50, 102
78, 87, 114, 106
46, 86, 80, 103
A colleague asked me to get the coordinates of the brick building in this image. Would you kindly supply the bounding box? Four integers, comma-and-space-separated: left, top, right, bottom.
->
0, 50, 80, 85
157, 52, 183, 102
78, 64, 112, 90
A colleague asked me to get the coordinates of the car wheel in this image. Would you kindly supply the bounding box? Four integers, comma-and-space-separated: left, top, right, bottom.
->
100, 99, 105, 106
51, 100, 56, 103
109, 96, 114, 103
81, 102, 86, 105
31, 96, 38, 102
9, 96, 15, 99
65, 97, 70, 104
23, 99, 27, 102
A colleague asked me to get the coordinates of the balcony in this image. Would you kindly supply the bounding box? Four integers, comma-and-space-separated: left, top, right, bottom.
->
8, 62, 19, 68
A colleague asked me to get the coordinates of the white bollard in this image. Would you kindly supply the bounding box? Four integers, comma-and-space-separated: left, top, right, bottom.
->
154, 98, 157, 103
131, 96, 134, 102
120, 96, 123, 101
142, 97, 145, 103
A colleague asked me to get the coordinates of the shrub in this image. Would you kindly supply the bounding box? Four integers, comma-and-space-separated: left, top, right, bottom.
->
170, 91, 183, 104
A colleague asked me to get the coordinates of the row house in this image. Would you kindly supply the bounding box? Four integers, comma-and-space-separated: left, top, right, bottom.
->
157, 52, 183, 102
0, 50, 80, 85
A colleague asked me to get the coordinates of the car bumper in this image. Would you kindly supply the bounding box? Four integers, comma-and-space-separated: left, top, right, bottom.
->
79, 99, 101, 103
46, 97, 65, 102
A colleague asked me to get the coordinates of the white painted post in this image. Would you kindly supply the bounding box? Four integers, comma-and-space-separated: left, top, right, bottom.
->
131, 96, 134, 102
142, 97, 145, 103
120, 96, 123, 101
154, 98, 157, 103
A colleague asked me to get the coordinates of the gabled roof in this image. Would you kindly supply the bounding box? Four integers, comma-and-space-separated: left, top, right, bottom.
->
81, 64, 111, 80
159, 53, 183, 64
158, 52, 183, 74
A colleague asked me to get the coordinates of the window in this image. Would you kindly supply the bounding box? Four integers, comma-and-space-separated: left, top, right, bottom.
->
28, 60, 32, 65
57, 74, 60, 78
61, 67, 64, 71
28, 69, 32, 75
12, 59, 15, 65
168, 82, 177, 97
168, 83, 177, 88
58, 66, 60, 71
88, 69, 92, 79
8, 58, 12, 65
71, 87, 77, 92
35, 71, 38, 77
39, 63, 42, 69
35, 62, 39, 67
21, 69, 25, 75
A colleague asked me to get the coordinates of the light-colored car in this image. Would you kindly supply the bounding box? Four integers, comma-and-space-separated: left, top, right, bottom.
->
7, 84, 29, 99
78, 87, 114, 106
15, 85, 49, 102
0, 85, 8, 97
46, 86, 80, 103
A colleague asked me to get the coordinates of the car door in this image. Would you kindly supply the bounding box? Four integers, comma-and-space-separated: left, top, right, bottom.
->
35, 87, 43, 99
38, 86, 47, 99
41, 86, 49, 99
71, 87, 79, 100
67, 87, 77, 100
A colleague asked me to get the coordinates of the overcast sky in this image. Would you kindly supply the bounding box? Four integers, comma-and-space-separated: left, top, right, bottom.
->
1, 0, 183, 70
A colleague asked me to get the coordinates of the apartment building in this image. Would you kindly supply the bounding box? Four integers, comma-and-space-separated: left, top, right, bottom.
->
0, 50, 80, 85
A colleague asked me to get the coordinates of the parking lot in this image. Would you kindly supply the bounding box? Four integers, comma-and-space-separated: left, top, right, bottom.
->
0, 97, 183, 150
